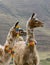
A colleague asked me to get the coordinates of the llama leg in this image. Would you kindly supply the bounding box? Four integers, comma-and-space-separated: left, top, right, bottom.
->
33, 60, 37, 65
33, 57, 39, 65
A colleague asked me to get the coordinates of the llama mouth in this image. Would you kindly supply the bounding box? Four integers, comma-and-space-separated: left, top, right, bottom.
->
41, 25, 43, 27
41, 23, 44, 27
39, 22, 44, 27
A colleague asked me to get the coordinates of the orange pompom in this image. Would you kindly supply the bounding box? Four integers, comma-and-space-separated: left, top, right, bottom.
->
29, 41, 35, 46
8, 50, 11, 54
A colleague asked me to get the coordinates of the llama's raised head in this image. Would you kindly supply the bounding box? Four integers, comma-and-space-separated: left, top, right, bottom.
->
27, 13, 43, 29
11, 22, 20, 38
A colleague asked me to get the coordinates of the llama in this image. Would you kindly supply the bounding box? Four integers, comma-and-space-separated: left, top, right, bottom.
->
14, 13, 43, 65
23, 13, 43, 65
0, 22, 24, 65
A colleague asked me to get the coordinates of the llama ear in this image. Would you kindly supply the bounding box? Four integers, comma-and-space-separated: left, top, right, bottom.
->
15, 22, 19, 28
31, 13, 35, 19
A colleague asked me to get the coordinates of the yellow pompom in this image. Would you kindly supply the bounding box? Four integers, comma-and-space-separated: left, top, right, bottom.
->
27, 41, 35, 46
5, 46, 9, 50
17, 34, 19, 37
27, 43, 29, 46
16, 25, 20, 28
11, 54, 14, 58
12, 48, 14, 52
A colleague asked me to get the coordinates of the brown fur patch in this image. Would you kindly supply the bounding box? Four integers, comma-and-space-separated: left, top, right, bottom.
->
0, 48, 3, 56
9, 38, 13, 42
10, 29, 17, 38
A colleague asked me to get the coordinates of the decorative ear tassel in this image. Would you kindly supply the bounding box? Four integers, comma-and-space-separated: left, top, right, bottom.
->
17, 33, 19, 37
15, 25, 20, 31
16, 25, 20, 28
15, 22, 19, 28
31, 13, 35, 19
15, 25, 20, 34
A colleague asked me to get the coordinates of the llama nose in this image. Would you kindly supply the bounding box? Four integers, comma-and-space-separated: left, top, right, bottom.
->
41, 22, 44, 24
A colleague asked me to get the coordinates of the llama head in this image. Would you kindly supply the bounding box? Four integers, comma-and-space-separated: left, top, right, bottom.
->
10, 22, 26, 38
14, 22, 26, 36
10, 22, 19, 38
28, 13, 44, 28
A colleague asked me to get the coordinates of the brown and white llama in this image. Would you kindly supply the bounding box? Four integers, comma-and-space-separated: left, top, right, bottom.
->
14, 13, 43, 65
23, 13, 43, 65
0, 22, 24, 65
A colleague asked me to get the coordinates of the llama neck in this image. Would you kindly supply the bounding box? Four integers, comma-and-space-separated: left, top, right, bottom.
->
3, 27, 14, 63
26, 17, 35, 43
5, 26, 15, 48
26, 27, 35, 43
